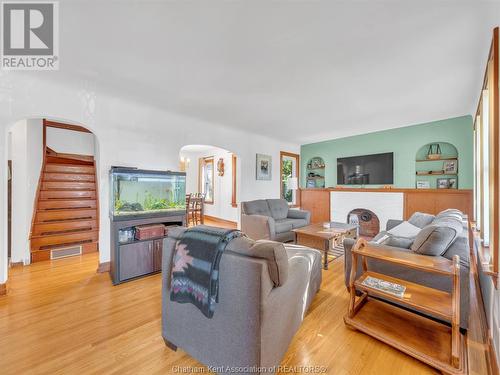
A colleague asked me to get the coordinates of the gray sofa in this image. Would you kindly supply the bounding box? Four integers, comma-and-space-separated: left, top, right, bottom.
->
241, 199, 311, 242
344, 209, 470, 330
162, 226, 322, 373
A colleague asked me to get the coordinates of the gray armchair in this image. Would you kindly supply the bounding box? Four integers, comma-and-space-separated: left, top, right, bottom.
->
162, 226, 322, 372
241, 199, 310, 242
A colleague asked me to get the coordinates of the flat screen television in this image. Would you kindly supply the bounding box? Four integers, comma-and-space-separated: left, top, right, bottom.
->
337, 152, 394, 185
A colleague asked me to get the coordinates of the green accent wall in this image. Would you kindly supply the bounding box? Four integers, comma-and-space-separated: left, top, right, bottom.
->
300, 115, 473, 189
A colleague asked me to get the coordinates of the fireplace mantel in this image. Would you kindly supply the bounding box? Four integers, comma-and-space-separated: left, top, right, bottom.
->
299, 188, 473, 224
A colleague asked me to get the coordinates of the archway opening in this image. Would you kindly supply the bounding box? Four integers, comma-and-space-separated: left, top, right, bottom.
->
6, 118, 99, 265
179, 144, 238, 227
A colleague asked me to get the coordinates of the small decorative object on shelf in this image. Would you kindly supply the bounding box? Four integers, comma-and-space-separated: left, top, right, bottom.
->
426, 143, 442, 160
306, 156, 326, 188
443, 160, 458, 174
217, 158, 224, 176
437, 178, 449, 189
361, 276, 406, 298
448, 178, 457, 189
416, 180, 430, 189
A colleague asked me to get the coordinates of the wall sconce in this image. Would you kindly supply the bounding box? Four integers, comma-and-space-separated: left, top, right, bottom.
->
179, 156, 190, 172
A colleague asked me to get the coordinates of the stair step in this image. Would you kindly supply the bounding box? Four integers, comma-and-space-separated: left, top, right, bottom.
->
40, 190, 96, 200
31, 241, 98, 262
42, 181, 95, 190
38, 199, 97, 210
43, 172, 95, 182
36, 208, 97, 222
32, 219, 98, 236
44, 164, 95, 174
46, 155, 94, 165
31, 230, 98, 250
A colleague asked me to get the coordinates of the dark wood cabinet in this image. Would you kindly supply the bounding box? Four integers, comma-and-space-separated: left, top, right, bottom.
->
119, 241, 154, 281
152, 239, 163, 272
110, 213, 185, 285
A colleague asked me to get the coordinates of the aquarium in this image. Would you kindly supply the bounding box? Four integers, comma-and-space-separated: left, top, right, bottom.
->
110, 167, 186, 219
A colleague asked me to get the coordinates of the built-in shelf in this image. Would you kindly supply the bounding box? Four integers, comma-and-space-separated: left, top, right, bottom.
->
355, 271, 452, 320
416, 172, 458, 176
415, 157, 458, 162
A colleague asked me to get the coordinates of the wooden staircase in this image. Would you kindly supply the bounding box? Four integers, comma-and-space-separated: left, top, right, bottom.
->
30, 149, 99, 262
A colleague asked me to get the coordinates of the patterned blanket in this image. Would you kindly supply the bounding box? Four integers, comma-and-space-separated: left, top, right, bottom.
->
170, 225, 243, 318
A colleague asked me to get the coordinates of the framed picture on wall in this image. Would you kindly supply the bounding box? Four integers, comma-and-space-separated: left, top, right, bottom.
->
256, 154, 272, 180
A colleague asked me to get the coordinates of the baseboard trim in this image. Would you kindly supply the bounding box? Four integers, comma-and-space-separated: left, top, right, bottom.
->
96, 262, 110, 273
9, 261, 23, 268
204, 215, 237, 227
0, 282, 7, 296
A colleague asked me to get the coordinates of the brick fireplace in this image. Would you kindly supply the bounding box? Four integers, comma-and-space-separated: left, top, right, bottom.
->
347, 208, 380, 237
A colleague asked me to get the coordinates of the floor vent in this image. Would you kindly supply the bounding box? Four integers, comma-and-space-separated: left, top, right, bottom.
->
50, 245, 82, 260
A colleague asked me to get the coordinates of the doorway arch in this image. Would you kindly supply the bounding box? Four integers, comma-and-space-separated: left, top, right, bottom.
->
179, 144, 239, 225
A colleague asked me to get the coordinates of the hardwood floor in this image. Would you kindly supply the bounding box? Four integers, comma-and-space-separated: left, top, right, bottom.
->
0, 222, 490, 374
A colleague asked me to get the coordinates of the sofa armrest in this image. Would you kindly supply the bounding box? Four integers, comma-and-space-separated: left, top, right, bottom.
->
386, 219, 404, 231
287, 209, 311, 223
241, 214, 276, 240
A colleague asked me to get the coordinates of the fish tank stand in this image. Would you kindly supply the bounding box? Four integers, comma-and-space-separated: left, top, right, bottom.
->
109, 167, 186, 285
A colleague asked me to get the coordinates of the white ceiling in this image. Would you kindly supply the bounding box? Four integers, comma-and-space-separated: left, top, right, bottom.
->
51, 1, 500, 144
180, 144, 227, 154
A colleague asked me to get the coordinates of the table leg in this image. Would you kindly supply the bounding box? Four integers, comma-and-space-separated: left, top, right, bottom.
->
323, 239, 329, 270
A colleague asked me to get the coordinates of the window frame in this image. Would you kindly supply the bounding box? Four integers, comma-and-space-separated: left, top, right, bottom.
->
280, 151, 300, 207
199, 156, 214, 205
474, 27, 499, 287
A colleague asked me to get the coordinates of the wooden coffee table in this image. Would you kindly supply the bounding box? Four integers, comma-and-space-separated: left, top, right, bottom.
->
292, 222, 358, 270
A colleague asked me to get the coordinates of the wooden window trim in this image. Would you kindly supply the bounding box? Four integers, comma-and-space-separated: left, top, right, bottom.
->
474, 27, 499, 287
280, 151, 300, 207
231, 154, 237, 208
199, 156, 214, 205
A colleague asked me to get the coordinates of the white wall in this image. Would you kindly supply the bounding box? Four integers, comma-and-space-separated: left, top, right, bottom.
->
181, 147, 238, 223
0, 74, 299, 283
46, 127, 95, 155
8, 119, 43, 264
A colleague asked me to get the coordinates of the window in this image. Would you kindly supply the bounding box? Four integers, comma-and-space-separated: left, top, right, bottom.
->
280, 151, 299, 206
199, 157, 214, 204
473, 27, 499, 285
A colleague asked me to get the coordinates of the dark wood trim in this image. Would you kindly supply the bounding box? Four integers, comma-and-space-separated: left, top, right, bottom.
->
0, 282, 6, 296
96, 262, 110, 273
231, 154, 237, 208
204, 215, 237, 227
44, 120, 92, 133
280, 151, 300, 207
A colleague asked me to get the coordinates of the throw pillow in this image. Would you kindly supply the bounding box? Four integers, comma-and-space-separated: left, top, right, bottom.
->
387, 221, 421, 238
411, 218, 463, 256
408, 212, 435, 228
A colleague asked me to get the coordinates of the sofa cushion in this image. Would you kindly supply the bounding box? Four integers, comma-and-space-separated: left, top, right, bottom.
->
408, 212, 435, 228
411, 218, 463, 256
226, 237, 288, 286
267, 199, 289, 220
274, 219, 293, 234
371, 231, 413, 249
435, 209, 463, 221
243, 199, 272, 217
387, 221, 421, 238
275, 218, 308, 230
